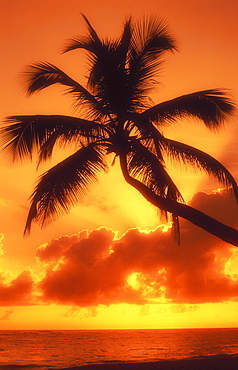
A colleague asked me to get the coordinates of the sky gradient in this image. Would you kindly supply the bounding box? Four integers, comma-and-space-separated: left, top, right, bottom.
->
1, 0, 238, 329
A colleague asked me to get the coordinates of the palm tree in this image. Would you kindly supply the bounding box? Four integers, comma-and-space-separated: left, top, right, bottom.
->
1, 15, 238, 246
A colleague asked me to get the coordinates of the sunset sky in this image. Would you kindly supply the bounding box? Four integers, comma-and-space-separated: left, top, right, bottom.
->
1, 0, 238, 330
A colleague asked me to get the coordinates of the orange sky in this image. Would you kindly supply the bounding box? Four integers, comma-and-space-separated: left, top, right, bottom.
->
1, 0, 238, 330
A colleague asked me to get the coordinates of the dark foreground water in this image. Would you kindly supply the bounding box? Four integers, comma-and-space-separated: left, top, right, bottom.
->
0, 328, 238, 369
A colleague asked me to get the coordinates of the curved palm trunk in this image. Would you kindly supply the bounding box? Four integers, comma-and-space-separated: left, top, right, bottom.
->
120, 154, 238, 247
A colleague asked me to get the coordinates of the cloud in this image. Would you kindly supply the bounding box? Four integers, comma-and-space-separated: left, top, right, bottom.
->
219, 128, 238, 180
37, 227, 149, 306
170, 305, 198, 314
0, 188, 237, 309
0, 308, 14, 320
34, 189, 238, 307
187, 189, 238, 228
0, 270, 34, 306
0, 234, 5, 256
63, 306, 98, 319
63, 307, 80, 318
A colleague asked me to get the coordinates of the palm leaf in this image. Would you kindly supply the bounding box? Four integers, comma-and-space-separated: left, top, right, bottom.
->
127, 139, 183, 202
63, 16, 133, 114
62, 15, 107, 98
62, 35, 94, 54
23, 62, 106, 117
117, 18, 132, 67
87, 43, 131, 113
24, 144, 108, 233
1, 115, 106, 162
130, 15, 177, 54
65, 36, 128, 112
138, 125, 238, 201
121, 144, 182, 242
24, 62, 81, 95
128, 16, 177, 109
140, 89, 236, 128
126, 117, 165, 161
160, 137, 238, 201
120, 154, 238, 247
62, 14, 103, 55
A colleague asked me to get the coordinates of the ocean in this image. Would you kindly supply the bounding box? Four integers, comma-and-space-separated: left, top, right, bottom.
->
0, 328, 238, 369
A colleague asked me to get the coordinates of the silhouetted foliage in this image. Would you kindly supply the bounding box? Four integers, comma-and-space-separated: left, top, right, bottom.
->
1, 15, 238, 245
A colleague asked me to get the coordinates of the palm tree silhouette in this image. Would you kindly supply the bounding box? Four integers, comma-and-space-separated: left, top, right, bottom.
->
1, 15, 238, 246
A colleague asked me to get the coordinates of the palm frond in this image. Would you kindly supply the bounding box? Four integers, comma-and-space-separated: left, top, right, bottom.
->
161, 137, 238, 201
136, 137, 164, 163
0, 115, 106, 162
24, 144, 108, 234
82, 14, 103, 49
86, 42, 131, 114
23, 62, 105, 116
127, 139, 183, 202
117, 18, 132, 67
120, 151, 238, 247
62, 15, 103, 55
37, 116, 107, 166
62, 35, 93, 54
63, 17, 133, 115
130, 15, 177, 55
171, 214, 180, 246
62, 15, 110, 98
128, 16, 177, 108
122, 142, 182, 243
23, 62, 75, 95
140, 89, 236, 128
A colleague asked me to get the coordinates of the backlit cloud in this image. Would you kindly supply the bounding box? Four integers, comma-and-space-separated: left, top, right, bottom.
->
0, 188, 237, 308
34, 189, 238, 307
0, 270, 34, 306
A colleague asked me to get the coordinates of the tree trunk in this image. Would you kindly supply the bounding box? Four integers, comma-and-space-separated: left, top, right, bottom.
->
120, 155, 238, 247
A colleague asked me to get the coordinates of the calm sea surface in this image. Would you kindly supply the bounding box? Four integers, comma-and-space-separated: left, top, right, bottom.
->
0, 328, 237, 369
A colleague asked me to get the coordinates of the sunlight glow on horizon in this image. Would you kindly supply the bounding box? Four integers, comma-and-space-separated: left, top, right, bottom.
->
1, 0, 238, 330
1, 301, 238, 330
